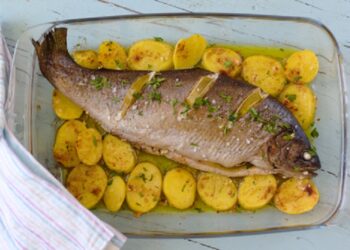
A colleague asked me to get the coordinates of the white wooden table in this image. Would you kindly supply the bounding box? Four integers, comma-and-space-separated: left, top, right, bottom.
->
1, 1, 350, 249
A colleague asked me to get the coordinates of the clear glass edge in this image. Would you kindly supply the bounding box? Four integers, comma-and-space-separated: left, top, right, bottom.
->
7, 13, 348, 238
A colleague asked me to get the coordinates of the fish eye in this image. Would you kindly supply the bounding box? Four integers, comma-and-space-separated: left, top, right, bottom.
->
303, 151, 312, 161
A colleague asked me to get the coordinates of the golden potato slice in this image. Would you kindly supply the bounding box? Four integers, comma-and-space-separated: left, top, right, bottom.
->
98, 40, 128, 70
66, 164, 107, 209
173, 34, 207, 69
52, 90, 83, 120
197, 172, 237, 211
127, 39, 173, 71
274, 178, 319, 214
75, 128, 102, 166
72, 50, 100, 69
278, 84, 316, 130
53, 120, 86, 167
103, 175, 126, 212
242, 55, 286, 96
285, 50, 319, 84
126, 162, 162, 213
103, 134, 136, 173
163, 168, 196, 209
202, 47, 242, 78
238, 175, 277, 210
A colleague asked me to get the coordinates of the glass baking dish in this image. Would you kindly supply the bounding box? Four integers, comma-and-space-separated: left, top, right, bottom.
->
5, 13, 346, 237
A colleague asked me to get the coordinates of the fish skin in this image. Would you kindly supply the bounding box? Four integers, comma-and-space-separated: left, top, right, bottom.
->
32, 28, 320, 177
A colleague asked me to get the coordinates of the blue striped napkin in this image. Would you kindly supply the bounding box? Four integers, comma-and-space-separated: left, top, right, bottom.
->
0, 28, 126, 249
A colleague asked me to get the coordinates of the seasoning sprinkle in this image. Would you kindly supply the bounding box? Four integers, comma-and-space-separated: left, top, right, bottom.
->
286, 94, 297, 102
154, 36, 164, 42
310, 127, 319, 138
224, 60, 233, 68
148, 91, 162, 102
90, 76, 110, 90
219, 92, 233, 103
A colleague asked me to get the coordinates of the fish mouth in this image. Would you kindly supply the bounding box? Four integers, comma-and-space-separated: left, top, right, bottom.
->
266, 130, 321, 177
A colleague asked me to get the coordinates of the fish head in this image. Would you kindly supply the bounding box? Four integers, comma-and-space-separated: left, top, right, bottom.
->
267, 130, 321, 176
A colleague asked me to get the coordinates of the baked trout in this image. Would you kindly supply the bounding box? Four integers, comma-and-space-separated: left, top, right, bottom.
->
33, 28, 320, 177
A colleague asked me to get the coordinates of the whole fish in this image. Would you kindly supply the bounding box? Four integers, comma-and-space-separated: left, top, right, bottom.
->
33, 28, 320, 177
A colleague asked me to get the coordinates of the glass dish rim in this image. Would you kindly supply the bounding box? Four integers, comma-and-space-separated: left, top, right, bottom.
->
10, 13, 347, 238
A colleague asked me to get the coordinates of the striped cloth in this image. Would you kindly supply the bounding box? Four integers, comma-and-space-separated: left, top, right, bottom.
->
0, 29, 126, 249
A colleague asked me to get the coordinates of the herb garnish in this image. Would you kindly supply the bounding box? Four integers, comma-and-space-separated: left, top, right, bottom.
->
224, 60, 233, 68
219, 92, 233, 103
120, 79, 129, 86
190, 142, 199, 147
154, 37, 164, 42
282, 133, 295, 141
148, 91, 162, 102
286, 94, 297, 102
175, 81, 183, 87
228, 112, 238, 122
293, 75, 302, 82
107, 178, 113, 186
132, 92, 142, 100
90, 76, 110, 90
193, 97, 210, 109
138, 173, 147, 182
180, 103, 191, 115
310, 127, 319, 138
92, 136, 97, 147
248, 108, 260, 121
171, 98, 179, 114
115, 60, 125, 69
149, 76, 165, 89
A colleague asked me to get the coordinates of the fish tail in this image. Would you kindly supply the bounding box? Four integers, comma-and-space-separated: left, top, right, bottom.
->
32, 28, 69, 81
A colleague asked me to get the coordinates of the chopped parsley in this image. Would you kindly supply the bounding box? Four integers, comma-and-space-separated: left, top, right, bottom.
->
120, 79, 129, 86
224, 60, 233, 68
154, 36, 164, 42
171, 98, 179, 114
310, 127, 319, 138
107, 178, 113, 186
190, 142, 199, 147
208, 104, 218, 113
194, 207, 203, 213
293, 75, 302, 82
286, 94, 297, 102
282, 133, 295, 141
113, 96, 120, 103
90, 76, 110, 90
132, 91, 142, 100
193, 97, 210, 109
148, 91, 162, 102
263, 121, 278, 134
228, 112, 238, 122
219, 92, 233, 103
307, 145, 317, 157
180, 103, 191, 115
175, 81, 183, 87
149, 76, 165, 89
138, 173, 147, 182
147, 64, 152, 69
223, 126, 230, 135
248, 108, 260, 121
115, 60, 125, 69
92, 136, 97, 147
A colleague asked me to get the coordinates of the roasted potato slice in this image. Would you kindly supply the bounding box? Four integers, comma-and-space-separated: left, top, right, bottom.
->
163, 168, 196, 210
197, 172, 237, 211
173, 34, 207, 69
278, 84, 316, 130
52, 90, 83, 120
103, 134, 137, 173
274, 178, 319, 214
72, 50, 100, 69
66, 164, 107, 209
285, 50, 319, 84
98, 40, 128, 70
242, 55, 286, 96
75, 128, 103, 166
126, 162, 162, 213
202, 47, 242, 78
53, 120, 86, 167
238, 175, 277, 210
127, 39, 173, 71
103, 175, 126, 212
